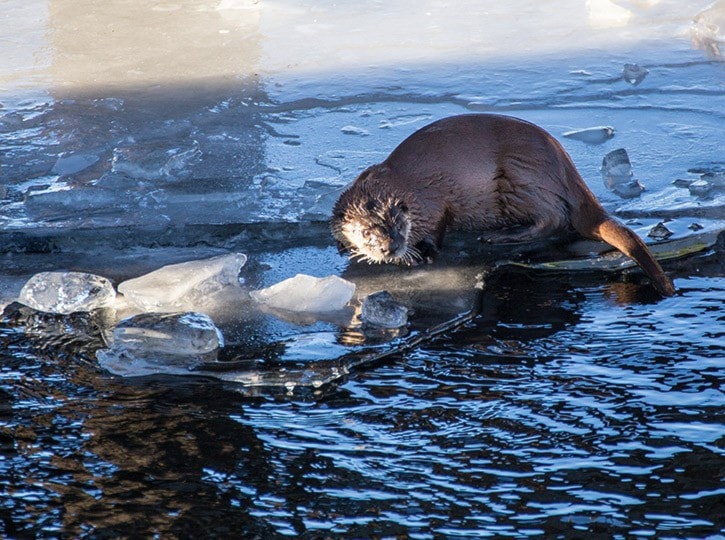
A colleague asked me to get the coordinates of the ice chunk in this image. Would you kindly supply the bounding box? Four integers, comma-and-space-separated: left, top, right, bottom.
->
690, 2, 724, 60
601, 148, 645, 198
379, 114, 432, 129
97, 312, 223, 378
562, 126, 614, 144
602, 148, 633, 185
648, 222, 674, 241
340, 125, 369, 136
622, 63, 648, 85
672, 178, 693, 189
611, 180, 645, 199
109, 312, 223, 354
688, 179, 713, 197
602, 149, 632, 183
118, 253, 247, 311
587, 0, 631, 29
701, 171, 725, 188
18, 272, 116, 315
360, 291, 409, 328
250, 274, 355, 312
674, 171, 725, 198
691, 172, 724, 197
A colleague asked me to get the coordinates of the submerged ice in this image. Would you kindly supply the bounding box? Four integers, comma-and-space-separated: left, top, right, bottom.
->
111, 140, 202, 181
108, 311, 224, 354
97, 311, 224, 377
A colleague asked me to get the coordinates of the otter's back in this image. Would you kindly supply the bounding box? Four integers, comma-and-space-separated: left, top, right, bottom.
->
382, 114, 579, 231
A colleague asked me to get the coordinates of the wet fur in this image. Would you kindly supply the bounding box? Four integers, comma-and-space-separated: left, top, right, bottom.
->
331, 114, 675, 296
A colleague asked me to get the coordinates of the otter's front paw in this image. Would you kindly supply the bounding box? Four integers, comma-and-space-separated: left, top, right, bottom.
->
414, 239, 439, 264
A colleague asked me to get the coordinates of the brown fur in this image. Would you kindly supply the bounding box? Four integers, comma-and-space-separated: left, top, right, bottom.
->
331, 114, 675, 296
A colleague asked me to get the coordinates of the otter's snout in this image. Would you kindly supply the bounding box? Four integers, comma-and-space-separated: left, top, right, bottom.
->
381, 227, 406, 258
381, 238, 400, 256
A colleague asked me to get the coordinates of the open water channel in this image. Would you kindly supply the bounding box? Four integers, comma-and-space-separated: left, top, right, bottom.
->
1, 0, 724, 537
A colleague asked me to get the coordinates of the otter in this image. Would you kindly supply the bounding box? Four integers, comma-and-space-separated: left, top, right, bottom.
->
331, 114, 676, 296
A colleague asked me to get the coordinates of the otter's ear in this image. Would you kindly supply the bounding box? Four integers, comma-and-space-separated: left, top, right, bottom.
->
397, 202, 409, 213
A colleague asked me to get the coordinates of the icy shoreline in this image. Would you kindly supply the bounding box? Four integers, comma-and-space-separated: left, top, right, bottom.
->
1, 0, 723, 385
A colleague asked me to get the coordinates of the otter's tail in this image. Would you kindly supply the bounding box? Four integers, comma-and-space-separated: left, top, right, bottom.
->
585, 217, 676, 296
559, 155, 676, 296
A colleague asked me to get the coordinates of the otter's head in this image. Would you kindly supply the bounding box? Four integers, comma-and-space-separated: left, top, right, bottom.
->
331, 196, 419, 265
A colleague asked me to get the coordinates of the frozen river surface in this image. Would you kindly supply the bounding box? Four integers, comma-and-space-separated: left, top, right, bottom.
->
1, 0, 724, 537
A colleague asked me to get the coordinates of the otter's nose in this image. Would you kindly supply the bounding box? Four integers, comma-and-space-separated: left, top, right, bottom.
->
382, 238, 400, 256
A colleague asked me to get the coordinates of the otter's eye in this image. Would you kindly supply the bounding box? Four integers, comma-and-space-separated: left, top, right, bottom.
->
362, 229, 371, 239
398, 203, 408, 213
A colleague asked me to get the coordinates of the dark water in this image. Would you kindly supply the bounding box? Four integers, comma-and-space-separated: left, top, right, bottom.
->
1, 257, 723, 539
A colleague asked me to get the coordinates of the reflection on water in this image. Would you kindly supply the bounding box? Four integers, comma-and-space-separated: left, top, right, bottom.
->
1, 264, 723, 537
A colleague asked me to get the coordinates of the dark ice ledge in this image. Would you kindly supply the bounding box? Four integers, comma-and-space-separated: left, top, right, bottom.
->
0, 221, 333, 256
